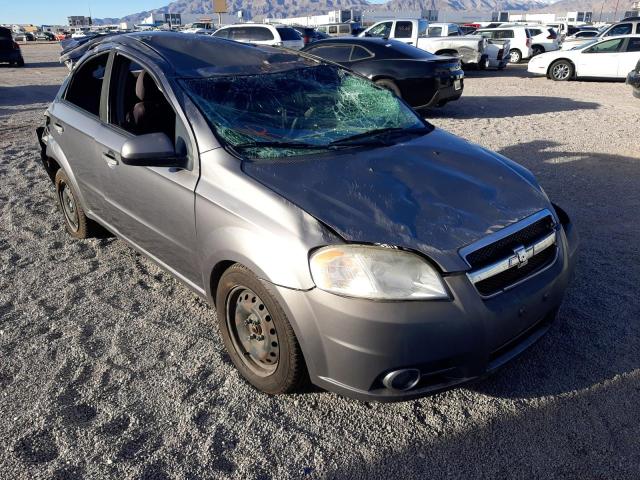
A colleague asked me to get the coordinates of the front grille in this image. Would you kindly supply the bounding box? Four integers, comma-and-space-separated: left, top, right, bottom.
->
475, 245, 557, 296
466, 215, 555, 270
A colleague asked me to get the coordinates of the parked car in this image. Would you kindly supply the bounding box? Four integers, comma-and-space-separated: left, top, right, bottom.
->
291, 26, 329, 45
528, 35, 640, 80
182, 22, 216, 34
476, 26, 533, 63
36, 32, 577, 401
526, 26, 559, 55
560, 30, 599, 50
34, 31, 56, 41
212, 24, 304, 50
562, 18, 640, 50
59, 32, 120, 70
359, 19, 488, 69
627, 57, 640, 97
302, 37, 464, 108
54, 32, 71, 41
0, 26, 25, 66
14, 32, 35, 42
315, 23, 355, 37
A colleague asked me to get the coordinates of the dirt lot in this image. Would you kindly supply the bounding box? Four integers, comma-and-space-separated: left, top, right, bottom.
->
1, 43, 639, 479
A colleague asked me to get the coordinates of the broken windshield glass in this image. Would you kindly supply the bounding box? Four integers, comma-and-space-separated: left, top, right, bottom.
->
181, 65, 428, 159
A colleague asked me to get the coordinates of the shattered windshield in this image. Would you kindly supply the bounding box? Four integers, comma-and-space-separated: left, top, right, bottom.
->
181, 65, 427, 159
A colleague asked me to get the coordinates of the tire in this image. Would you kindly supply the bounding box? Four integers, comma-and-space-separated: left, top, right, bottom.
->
509, 49, 522, 64
532, 45, 544, 56
54, 169, 94, 239
548, 60, 574, 81
216, 263, 307, 394
17, 59, 25, 67
374, 79, 401, 98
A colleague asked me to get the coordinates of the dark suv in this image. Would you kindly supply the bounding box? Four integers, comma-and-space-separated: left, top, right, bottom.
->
0, 27, 25, 66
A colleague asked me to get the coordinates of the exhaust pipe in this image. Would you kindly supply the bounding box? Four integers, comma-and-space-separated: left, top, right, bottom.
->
382, 368, 421, 392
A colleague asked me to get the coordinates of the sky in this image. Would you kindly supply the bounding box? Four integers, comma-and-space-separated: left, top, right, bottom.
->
4, 0, 389, 26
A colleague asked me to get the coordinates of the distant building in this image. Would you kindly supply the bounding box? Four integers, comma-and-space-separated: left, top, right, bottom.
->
624, 1, 640, 17
566, 11, 593, 23
68, 16, 92, 27
142, 12, 237, 27
361, 9, 438, 25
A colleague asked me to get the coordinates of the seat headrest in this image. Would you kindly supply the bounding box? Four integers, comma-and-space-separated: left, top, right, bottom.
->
136, 71, 162, 102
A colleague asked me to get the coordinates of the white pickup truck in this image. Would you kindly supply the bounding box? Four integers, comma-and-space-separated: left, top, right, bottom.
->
359, 19, 489, 68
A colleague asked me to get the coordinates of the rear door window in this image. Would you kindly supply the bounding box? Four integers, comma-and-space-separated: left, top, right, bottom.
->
428, 26, 442, 37
394, 21, 413, 39
212, 28, 230, 39
64, 53, 109, 117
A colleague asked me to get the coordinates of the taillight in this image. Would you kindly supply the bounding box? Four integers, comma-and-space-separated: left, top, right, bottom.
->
526, 38, 531, 47
12, 41, 20, 50
304, 35, 311, 44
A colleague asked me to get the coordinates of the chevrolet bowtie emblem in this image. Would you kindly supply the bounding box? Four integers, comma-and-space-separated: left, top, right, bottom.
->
513, 245, 528, 268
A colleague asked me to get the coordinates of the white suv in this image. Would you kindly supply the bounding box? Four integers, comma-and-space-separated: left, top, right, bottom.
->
212, 24, 304, 50
526, 26, 560, 55
477, 26, 533, 63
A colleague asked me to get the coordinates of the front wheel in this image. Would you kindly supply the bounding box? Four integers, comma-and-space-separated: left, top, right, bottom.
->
509, 49, 522, 64
216, 264, 307, 394
549, 60, 573, 81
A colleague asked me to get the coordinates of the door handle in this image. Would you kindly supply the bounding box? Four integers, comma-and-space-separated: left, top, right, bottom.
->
102, 151, 119, 167
53, 123, 64, 134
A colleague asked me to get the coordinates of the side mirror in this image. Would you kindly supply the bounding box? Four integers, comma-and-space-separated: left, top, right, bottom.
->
121, 133, 188, 168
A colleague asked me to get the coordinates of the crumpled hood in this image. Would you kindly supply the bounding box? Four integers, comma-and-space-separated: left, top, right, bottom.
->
243, 128, 551, 272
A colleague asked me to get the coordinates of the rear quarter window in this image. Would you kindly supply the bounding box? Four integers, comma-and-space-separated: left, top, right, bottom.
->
230, 27, 274, 42
309, 45, 352, 63
276, 27, 302, 41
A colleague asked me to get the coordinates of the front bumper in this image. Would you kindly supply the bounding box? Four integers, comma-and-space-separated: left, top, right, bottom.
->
527, 59, 548, 76
274, 212, 578, 402
0, 51, 23, 64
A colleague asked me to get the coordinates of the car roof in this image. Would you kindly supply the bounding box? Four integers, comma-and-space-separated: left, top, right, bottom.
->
92, 31, 319, 77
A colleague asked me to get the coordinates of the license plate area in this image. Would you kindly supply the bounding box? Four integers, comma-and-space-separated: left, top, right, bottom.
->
454, 79, 462, 90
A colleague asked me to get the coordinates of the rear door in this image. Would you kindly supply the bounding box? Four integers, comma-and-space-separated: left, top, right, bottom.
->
393, 21, 414, 45
578, 38, 625, 77
50, 52, 111, 217
92, 52, 201, 284
618, 37, 640, 77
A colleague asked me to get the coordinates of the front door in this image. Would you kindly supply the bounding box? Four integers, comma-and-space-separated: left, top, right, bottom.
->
578, 38, 625, 77
93, 53, 201, 285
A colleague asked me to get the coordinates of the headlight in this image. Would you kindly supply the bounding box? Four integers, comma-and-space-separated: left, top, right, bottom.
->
309, 245, 449, 300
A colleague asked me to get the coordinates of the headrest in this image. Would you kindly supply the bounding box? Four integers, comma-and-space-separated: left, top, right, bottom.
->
136, 71, 162, 101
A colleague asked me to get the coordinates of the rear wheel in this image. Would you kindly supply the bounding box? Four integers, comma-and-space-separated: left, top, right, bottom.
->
549, 60, 573, 81
54, 169, 94, 238
374, 79, 401, 98
216, 264, 307, 394
509, 49, 522, 64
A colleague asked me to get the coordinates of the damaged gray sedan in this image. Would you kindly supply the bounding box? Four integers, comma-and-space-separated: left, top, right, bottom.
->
37, 33, 577, 401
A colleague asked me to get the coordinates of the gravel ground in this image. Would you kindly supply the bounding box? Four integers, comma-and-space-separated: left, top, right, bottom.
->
1, 43, 639, 480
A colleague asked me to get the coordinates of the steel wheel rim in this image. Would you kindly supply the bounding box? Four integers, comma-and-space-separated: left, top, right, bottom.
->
510, 51, 520, 62
226, 286, 279, 377
59, 181, 79, 232
552, 63, 570, 80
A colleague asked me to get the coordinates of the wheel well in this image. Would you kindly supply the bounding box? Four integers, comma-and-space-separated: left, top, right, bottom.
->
547, 58, 575, 77
532, 44, 545, 52
210, 260, 235, 307
435, 49, 458, 56
509, 48, 522, 54
43, 156, 61, 183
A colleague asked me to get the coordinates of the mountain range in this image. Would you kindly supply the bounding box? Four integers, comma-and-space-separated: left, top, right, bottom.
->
95, 0, 636, 25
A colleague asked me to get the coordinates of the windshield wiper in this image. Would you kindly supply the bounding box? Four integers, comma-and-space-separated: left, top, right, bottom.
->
231, 140, 327, 151
329, 126, 430, 147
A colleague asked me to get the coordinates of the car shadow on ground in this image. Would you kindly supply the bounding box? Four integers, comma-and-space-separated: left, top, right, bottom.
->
23, 61, 64, 69
0, 84, 60, 107
426, 95, 599, 119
